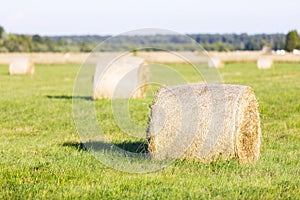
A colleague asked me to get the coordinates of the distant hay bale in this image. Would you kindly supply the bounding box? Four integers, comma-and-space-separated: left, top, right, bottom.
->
64, 53, 71, 63
257, 57, 273, 69
208, 57, 224, 68
9, 58, 34, 75
147, 84, 261, 164
93, 57, 149, 99
293, 49, 300, 55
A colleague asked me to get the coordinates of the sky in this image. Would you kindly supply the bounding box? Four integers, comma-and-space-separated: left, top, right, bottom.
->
0, 0, 299, 36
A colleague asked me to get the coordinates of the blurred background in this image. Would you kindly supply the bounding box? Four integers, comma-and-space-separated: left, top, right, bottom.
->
0, 0, 299, 53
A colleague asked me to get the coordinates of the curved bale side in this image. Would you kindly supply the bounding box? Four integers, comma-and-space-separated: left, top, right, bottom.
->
147, 84, 261, 164
9, 58, 35, 75
257, 57, 273, 69
93, 57, 149, 99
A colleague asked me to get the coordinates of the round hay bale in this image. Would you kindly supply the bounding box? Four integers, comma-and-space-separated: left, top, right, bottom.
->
9, 58, 34, 75
208, 57, 224, 68
147, 84, 261, 164
64, 53, 71, 63
93, 57, 149, 99
257, 57, 273, 69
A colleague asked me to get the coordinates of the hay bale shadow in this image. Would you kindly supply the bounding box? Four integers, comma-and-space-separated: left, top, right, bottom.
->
62, 141, 148, 154
46, 95, 92, 101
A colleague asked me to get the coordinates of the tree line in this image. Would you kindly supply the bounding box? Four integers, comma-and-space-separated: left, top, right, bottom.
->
0, 26, 299, 52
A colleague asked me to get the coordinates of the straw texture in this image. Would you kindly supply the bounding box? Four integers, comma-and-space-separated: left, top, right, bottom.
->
257, 57, 273, 69
147, 83, 261, 164
9, 58, 34, 75
93, 57, 148, 99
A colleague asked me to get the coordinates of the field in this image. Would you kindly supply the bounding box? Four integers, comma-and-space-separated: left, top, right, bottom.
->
1, 51, 300, 65
0, 62, 300, 199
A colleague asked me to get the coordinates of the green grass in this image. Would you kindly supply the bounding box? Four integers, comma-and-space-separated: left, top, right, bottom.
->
0, 62, 299, 199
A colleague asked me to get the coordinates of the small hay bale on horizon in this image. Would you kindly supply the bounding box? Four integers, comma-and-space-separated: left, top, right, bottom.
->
93, 56, 149, 99
9, 58, 35, 75
257, 57, 273, 69
147, 83, 261, 164
208, 57, 224, 68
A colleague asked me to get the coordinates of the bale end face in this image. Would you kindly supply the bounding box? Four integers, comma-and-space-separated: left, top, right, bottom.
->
9, 59, 35, 75
235, 88, 261, 164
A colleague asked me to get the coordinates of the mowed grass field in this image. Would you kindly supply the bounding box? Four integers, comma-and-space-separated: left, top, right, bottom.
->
0, 62, 299, 199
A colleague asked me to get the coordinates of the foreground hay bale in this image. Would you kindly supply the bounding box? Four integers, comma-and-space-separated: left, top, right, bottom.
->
9, 58, 34, 75
257, 57, 273, 69
93, 57, 148, 99
208, 57, 224, 68
147, 84, 261, 164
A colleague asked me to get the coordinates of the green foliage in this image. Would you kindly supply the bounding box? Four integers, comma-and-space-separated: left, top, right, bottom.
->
79, 42, 92, 52
202, 41, 234, 51
285, 30, 300, 52
0, 25, 293, 52
32, 34, 44, 43
3, 34, 33, 52
0, 46, 8, 52
31, 37, 55, 52
0, 62, 299, 198
245, 40, 261, 50
0, 26, 4, 38
132, 48, 138, 56
274, 40, 285, 50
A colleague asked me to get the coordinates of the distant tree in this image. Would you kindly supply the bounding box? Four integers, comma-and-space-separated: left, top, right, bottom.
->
32, 34, 44, 43
245, 40, 260, 50
285, 30, 299, 52
4, 34, 21, 52
79, 42, 91, 52
262, 39, 270, 47
240, 33, 248, 41
44, 38, 55, 51
3, 34, 32, 52
195, 36, 201, 43
0, 47, 8, 52
131, 47, 138, 56
0, 31, 292, 52
0, 26, 4, 38
0, 27, 7, 52
274, 40, 285, 50
213, 41, 233, 51
0, 26, 5, 38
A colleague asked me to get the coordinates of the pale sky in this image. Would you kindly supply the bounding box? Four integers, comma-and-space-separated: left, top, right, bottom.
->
0, 0, 299, 36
